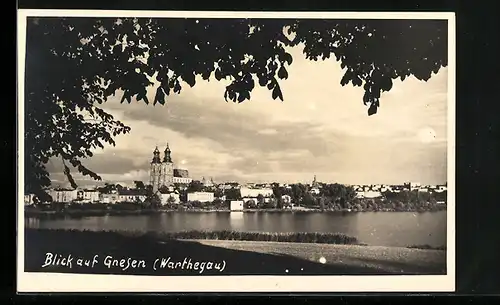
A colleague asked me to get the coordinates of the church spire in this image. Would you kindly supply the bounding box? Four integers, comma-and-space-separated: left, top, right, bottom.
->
163, 143, 172, 163
151, 146, 161, 164
312, 175, 318, 187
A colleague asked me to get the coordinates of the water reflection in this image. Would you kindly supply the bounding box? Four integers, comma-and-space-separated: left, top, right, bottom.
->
145, 213, 163, 232
25, 211, 447, 247
229, 212, 244, 231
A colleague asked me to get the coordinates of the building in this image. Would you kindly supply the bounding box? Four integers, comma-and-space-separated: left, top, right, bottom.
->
24, 194, 36, 205
240, 187, 274, 204
202, 177, 215, 188
281, 195, 292, 204
160, 191, 180, 205
50, 188, 78, 203
173, 176, 193, 184
150, 145, 174, 193
404, 182, 421, 191
187, 192, 214, 203
356, 191, 382, 199
100, 191, 120, 204
230, 200, 244, 211
76, 189, 101, 203
309, 175, 321, 195
435, 185, 447, 193
117, 189, 147, 203
150, 143, 194, 192
218, 183, 239, 190
380, 185, 391, 192
240, 187, 273, 198
174, 168, 189, 178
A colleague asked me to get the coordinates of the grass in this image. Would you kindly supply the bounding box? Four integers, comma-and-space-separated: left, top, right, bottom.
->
147, 229, 359, 245
29, 228, 360, 245
407, 244, 447, 251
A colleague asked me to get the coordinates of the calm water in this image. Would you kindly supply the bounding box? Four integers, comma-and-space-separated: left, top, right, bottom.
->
25, 211, 447, 247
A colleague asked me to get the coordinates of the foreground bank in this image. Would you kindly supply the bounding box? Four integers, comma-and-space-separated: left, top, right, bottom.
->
24, 228, 446, 275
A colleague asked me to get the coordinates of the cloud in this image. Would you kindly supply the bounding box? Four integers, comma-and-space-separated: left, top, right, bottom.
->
103, 97, 347, 158
44, 43, 449, 186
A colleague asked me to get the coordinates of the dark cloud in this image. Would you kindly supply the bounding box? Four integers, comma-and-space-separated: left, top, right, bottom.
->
103, 97, 347, 158
82, 154, 150, 175
46, 151, 149, 176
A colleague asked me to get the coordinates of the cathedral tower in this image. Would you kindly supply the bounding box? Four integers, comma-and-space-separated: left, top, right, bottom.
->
150, 147, 163, 193
161, 143, 174, 187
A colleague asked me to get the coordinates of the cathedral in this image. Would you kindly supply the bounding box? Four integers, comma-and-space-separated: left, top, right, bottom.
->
149, 144, 174, 193
149, 143, 194, 193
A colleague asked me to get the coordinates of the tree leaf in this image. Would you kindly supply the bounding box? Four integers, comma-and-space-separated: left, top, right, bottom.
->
214, 68, 222, 81
183, 72, 196, 87
272, 85, 284, 101
277, 66, 288, 80
237, 92, 246, 103
154, 86, 165, 105
380, 77, 393, 92
352, 75, 362, 87
368, 100, 379, 116
340, 71, 352, 86
258, 76, 267, 87
120, 91, 129, 104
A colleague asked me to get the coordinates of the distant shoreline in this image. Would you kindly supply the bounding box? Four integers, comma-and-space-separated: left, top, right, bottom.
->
24, 205, 446, 218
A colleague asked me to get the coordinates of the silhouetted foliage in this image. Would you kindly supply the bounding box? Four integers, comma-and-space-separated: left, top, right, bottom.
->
166, 195, 176, 205
321, 183, 356, 209
214, 189, 224, 198
301, 192, 316, 206
24, 17, 447, 196
291, 183, 308, 204
224, 188, 242, 200
96, 183, 115, 193
158, 185, 171, 193
211, 198, 227, 209
244, 199, 257, 209
186, 180, 204, 193
189, 200, 204, 208
144, 193, 162, 209
133, 180, 145, 189
256, 194, 265, 206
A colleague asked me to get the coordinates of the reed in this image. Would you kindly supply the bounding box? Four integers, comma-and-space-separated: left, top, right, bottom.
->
28, 228, 360, 245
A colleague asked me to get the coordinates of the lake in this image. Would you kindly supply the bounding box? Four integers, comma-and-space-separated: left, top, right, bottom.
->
25, 211, 447, 247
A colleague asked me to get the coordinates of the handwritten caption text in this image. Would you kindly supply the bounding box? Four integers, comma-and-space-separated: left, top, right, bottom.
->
42, 252, 226, 274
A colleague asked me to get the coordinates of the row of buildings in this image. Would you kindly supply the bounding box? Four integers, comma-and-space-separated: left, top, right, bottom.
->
24, 144, 448, 205
25, 181, 447, 206
23, 185, 276, 206
351, 182, 448, 199
24, 187, 216, 205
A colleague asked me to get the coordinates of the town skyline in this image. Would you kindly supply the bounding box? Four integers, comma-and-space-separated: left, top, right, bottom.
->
45, 43, 448, 188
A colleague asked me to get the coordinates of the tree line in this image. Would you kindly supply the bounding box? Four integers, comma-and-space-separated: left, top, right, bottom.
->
41, 180, 446, 212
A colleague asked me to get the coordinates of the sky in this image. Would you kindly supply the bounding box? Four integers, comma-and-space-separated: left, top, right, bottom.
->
46, 43, 449, 187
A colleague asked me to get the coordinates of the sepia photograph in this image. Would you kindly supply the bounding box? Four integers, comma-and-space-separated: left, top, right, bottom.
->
17, 10, 455, 292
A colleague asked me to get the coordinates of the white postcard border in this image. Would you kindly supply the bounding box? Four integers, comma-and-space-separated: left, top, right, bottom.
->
16, 9, 456, 293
